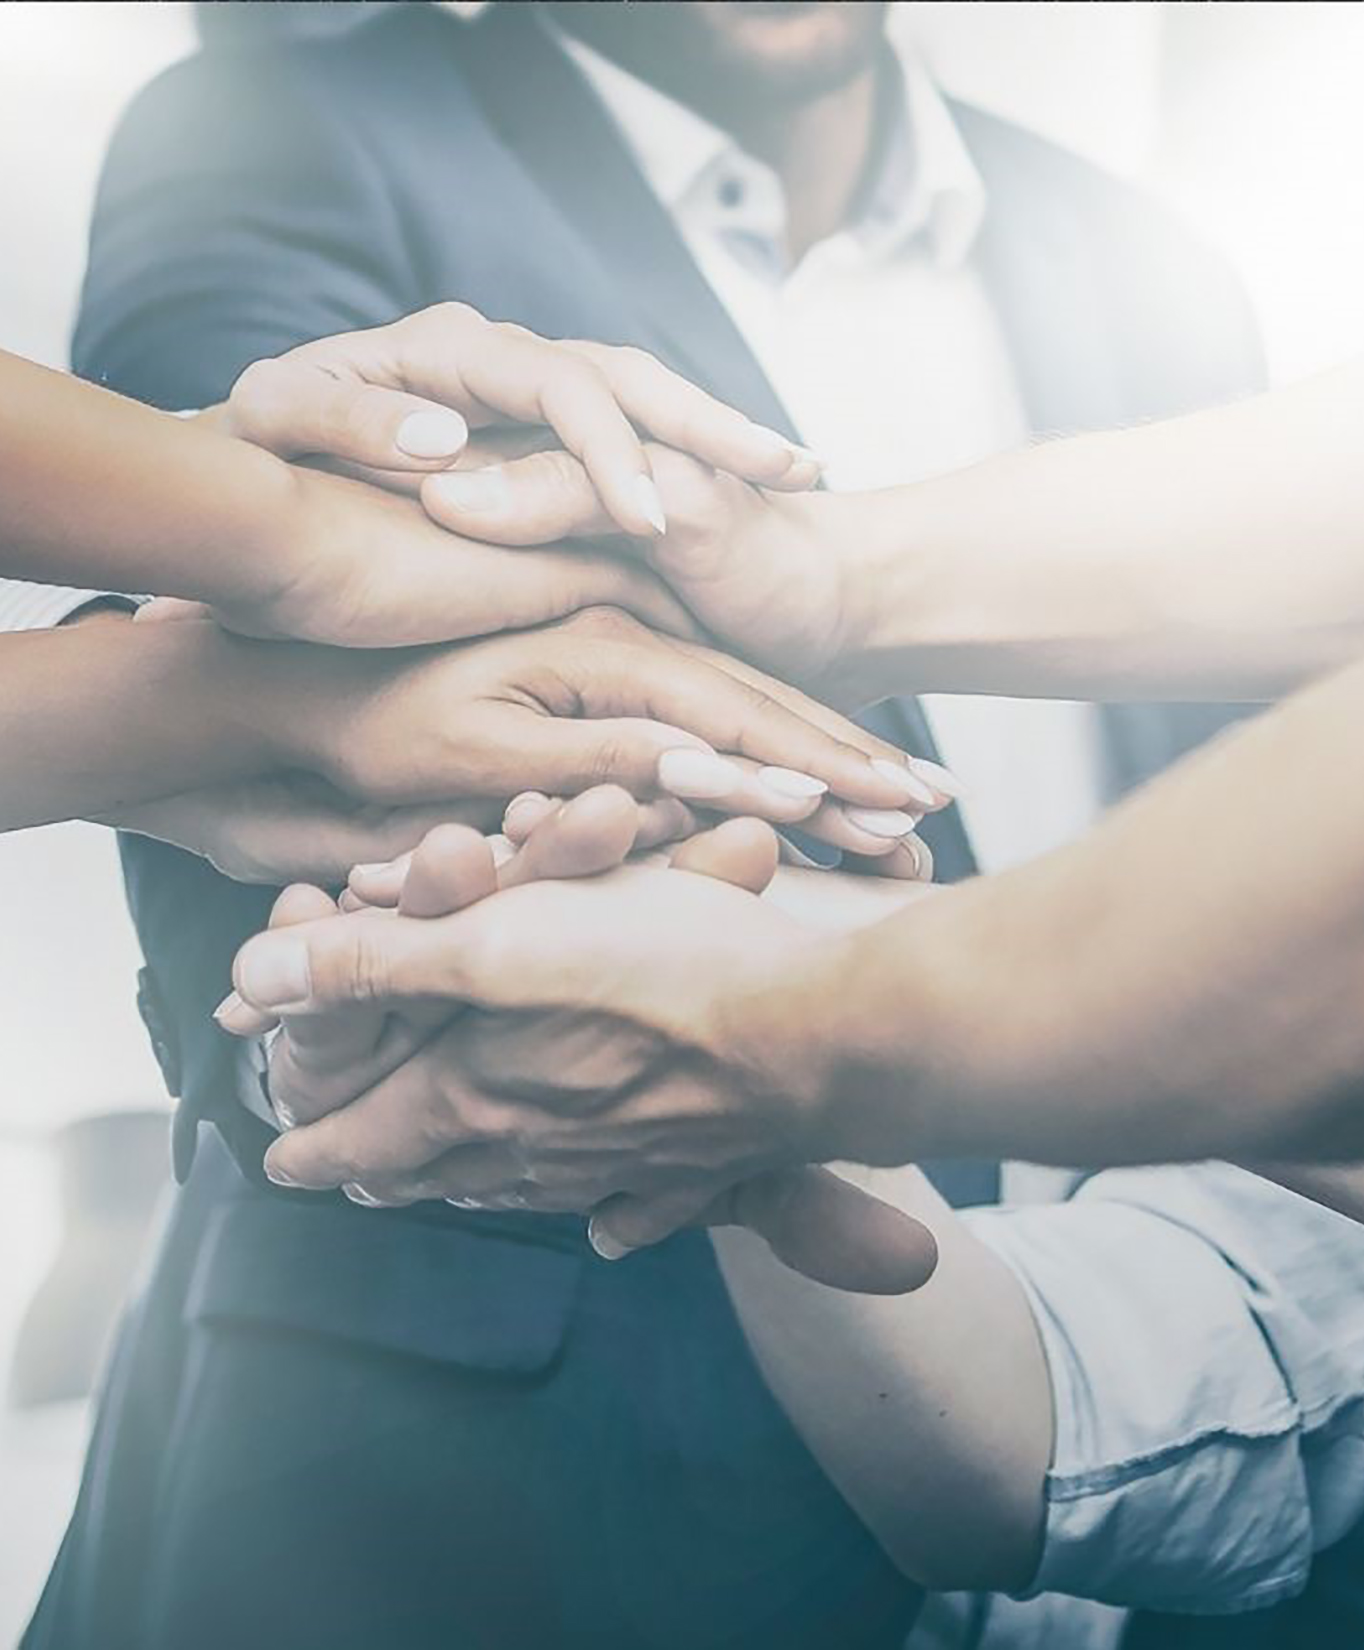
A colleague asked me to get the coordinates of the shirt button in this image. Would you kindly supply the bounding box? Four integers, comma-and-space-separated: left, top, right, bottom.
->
718, 175, 745, 209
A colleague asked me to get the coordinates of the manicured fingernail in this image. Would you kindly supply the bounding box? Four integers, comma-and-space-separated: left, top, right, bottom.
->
395, 408, 469, 459
757, 766, 828, 801
635, 475, 667, 535
486, 832, 516, 868
343, 1183, 386, 1209
588, 1216, 633, 1261
238, 936, 312, 1011
351, 862, 387, 878
212, 990, 254, 1033
264, 1158, 301, 1189
426, 465, 511, 513
845, 808, 920, 839
902, 838, 925, 878
870, 757, 937, 808
657, 747, 743, 800
910, 757, 966, 800
787, 444, 824, 470
777, 838, 830, 870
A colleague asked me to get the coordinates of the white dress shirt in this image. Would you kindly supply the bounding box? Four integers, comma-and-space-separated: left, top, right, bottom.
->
0, 579, 124, 632
559, 26, 1364, 1639
561, 30, 1105, 877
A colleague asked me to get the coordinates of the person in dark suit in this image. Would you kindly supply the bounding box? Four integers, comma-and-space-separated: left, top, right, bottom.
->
25, 4, 1361, 1648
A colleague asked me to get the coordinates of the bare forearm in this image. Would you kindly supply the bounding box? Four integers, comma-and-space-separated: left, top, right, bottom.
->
0, 350, 292, 607
840, 360, 1364, 703
818, 652, 1364, 1166
715, 1164, 1050, 1590
0, 618, 291, 830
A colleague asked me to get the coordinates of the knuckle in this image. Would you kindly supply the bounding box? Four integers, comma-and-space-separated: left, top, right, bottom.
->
428, 300, 479, 335
560, 603, 636, 640
650, 447, 728, 526
333, 922, 395, 1005
226, 358, 279, 431
609, 343, 660, 380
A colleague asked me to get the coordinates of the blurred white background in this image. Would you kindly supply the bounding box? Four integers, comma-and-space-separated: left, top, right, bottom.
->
1, 1, 1362, 1640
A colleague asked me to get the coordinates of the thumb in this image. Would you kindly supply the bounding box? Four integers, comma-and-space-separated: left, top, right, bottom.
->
421, 448, 615, 547
590, 1167, 940, 1296
231, 901, 472, 1017
228, 357, 469, 472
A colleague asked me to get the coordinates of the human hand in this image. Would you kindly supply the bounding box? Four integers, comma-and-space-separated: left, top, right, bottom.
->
418, 440, 929, 719
219, 796, 939, 1296
212, 301, 819, 539
101, 774, 497, 886
225, 834, 925, 1229
143, 601, 949, 861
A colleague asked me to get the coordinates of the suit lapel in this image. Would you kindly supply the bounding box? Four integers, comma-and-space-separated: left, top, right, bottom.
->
954, 103, 1128, 438
452, 6, 798, 436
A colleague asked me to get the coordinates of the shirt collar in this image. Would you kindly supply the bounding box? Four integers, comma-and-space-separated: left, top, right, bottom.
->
555, 24, 987, 274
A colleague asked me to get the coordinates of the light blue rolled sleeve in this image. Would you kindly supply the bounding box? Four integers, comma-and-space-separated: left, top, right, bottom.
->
963, 1163, 1364, 1615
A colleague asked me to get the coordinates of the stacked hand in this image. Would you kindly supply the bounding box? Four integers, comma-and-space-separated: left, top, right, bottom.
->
109, 305, 955, 883
217, 791, 940, 1296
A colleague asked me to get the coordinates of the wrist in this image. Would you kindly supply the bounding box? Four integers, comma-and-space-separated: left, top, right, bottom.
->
819, 484, 968, 706
195, 444, 311, 619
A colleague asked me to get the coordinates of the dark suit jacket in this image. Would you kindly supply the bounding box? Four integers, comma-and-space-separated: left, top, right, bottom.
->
27, 8, 1272, 1649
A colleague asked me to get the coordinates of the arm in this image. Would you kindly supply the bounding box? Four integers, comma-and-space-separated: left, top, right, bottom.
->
233, 647, 1364, 1200
837, 357, 1364, 704
0, 616, 290, 830
822, 649, 1364, 1168
423, 360, 1364, 705
717, 1157, 1364, 1608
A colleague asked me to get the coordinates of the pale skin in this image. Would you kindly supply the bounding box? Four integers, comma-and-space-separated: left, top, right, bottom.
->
228, 361, 1364, 1210
224, 798, 1048, 1592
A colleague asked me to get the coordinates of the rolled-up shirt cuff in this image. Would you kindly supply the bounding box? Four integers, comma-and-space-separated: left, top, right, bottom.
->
0, 580, 142, 632
962, 1170, 1364, 1615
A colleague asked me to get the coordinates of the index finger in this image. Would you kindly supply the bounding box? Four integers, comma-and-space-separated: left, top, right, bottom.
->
566, 339, 820, 491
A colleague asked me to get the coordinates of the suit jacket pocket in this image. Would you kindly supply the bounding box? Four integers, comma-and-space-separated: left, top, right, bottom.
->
185, 1194, 584, 1374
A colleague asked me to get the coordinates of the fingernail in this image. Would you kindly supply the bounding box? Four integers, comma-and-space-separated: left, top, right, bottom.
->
588, 1216, 633, 1261
756, 766, 828, 801
264, 1158, 301, 1189
395, 408, 469, 459
212, 990, 255, 1033
635, 475, 667, 535
486, 832, 516, 869
844, 807, 920, 839
657, 747, 743, 800
351, 862, 387, 878
777, 838, 830, 870
910, 757, 966, 800
343, 1183, 386, 1209
426, 465, 511, 514
870, 757, 937, 808
902, 837, 925, 878
238, 936, 312, 1011
787, 444, 824, 470
503, 791, 548, 829
274, 1097, 298, 1130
